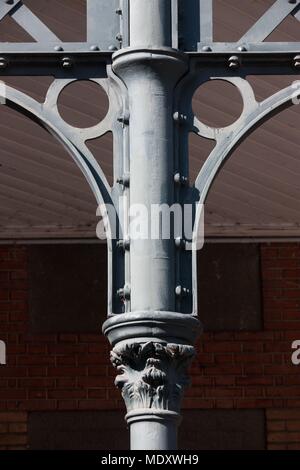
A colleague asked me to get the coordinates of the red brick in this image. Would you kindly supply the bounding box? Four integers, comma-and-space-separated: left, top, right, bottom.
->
0, 434, 27, 445
204, 388, 243, 398
18, 356, 55, 366
215, 399, 234, 409
78, 377, 113, 388
88, 390, 106, 399
78, 354, 104, 365
28, 390, 46, 399
27, 367, 47, 377
0, 367, 27, 377
0, 412, 27, 422
18, 400, 56, 411
87, 366, 108, 376
47, 367, 86, 377
204, 365, 243, 376
286, 421, 300, 431
18, 378, 55, 389
58, 334, 78, 343
0, 290, 9, 300
10, 270, 27, 280
182, 398, 214, 409
269, 432, 300, 443
27, 344, 47, 354
236, 376, 273, 386
56, 356, 76, 366
48, 390, 86, 399
8, 423, 27, 433
267, 421, 286, 432
78, 400, 108, 410
57, 400, 78, 410
55, 378, 77, 388
204, 342, 241, 353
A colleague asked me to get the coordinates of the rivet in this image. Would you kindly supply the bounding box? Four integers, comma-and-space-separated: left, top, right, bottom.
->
109, 45, 118, 51
117, 285, 131, 301
117, 238, 130, 251
117, 175, 130, 188
90, 45, 100, 51
228, 55, 240, 69
61, 57, 73, 68
117, 113, 130, 126
115, 8, 122, 15
174, 172, 188, 186
0, 57, 8, 69
54, 45, 64, 51
116, 33, 123, 42
173, 111, 187, 125
237, 45, 247, 52
293, 55, 300, 68
202, 45, 212, 52
175, 237, 186, 250
175, 285, 190, 298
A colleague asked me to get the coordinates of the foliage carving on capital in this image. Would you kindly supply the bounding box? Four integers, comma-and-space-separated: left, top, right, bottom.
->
110, 341, 195, 413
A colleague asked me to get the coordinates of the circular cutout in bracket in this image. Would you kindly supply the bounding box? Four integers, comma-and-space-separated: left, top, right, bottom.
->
192, 79, 244, 129
57, 79, 109, 129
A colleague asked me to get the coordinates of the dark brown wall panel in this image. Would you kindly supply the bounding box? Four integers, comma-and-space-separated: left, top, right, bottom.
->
28, 411, 129, 450
179, 410, 266, 450
28, 244, 107, 333
28, 410, 265, 450
198, 244, 262, 331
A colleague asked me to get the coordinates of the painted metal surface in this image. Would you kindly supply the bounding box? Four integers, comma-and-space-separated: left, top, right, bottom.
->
0, 0, 299, 450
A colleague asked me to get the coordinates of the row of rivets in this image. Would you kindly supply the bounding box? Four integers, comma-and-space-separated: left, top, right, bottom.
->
118, 285, 190, 301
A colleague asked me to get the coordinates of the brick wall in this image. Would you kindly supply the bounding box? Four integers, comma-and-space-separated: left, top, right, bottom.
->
0, 412, 27, 449
0, 243, 300, 449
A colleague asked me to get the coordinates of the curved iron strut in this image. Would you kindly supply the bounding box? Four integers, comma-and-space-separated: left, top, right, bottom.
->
0, 0, 299, 450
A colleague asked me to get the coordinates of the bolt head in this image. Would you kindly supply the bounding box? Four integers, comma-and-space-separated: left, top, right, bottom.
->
228, 55, 240, 68
175, 286, 183, 297
293, 55, 300, 68
202, 46, 212, 52
0, 57, 8, 69
62, 57, 73, 68
175, 237, 186, 250
117, 286, 130, 301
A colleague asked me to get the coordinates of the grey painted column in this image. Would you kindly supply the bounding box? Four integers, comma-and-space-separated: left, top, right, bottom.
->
103, 0, 201, 450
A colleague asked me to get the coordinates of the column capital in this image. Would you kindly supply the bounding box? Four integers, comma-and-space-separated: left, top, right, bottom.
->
111, 340, 195, 413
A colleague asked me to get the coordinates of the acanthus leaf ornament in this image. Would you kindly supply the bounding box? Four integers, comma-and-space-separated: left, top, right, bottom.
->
110, 341, 195, 413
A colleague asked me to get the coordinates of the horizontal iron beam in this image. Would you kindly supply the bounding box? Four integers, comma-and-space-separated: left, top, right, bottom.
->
0, 52, 298, 76
195, 42, 300, 54
0, 42, 118, 54
0, 41, 298, 56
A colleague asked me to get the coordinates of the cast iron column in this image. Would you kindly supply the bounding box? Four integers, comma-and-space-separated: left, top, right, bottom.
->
103, 0, 201, 450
